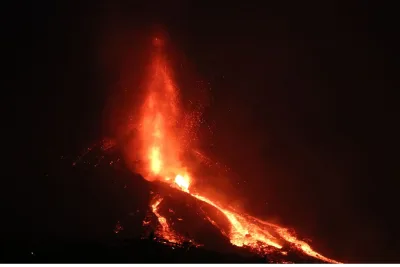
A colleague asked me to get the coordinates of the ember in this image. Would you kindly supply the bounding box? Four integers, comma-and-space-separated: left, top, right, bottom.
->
114, 221, 124, 234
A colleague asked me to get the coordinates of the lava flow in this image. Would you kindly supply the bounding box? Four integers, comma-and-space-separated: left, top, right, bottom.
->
150, 194, 185, 244
128, 36, 340, 263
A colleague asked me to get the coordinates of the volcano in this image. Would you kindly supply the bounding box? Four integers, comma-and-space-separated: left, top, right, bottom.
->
5, 35, 341, 263
107, 35, 340, 263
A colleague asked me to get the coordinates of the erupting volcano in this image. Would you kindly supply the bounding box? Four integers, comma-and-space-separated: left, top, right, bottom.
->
104, 35, 341, 264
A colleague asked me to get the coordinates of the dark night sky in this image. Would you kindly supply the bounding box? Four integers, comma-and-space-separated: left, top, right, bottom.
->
6, 0, 399, 263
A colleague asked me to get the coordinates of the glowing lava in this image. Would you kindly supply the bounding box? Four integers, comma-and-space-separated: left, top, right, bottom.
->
134, 36, 340, 264
174, 174, 190, 192
150, 194, 184, 243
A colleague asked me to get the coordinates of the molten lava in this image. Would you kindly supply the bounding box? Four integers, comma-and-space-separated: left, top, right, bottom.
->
130, 37, 340, 263
174, 174, 190, 192
150, 194, 185, 244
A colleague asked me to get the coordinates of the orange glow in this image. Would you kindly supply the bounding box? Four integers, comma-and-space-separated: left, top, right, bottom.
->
138, 51, 181, 181
149, 146, 162, 174
131, 38, 340, 263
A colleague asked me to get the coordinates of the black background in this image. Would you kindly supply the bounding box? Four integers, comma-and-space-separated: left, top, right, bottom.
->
5, 0, 399, 263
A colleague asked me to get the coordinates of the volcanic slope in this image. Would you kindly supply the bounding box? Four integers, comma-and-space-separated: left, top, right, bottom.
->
7, 144, 335, 263
144, 182, 331, 263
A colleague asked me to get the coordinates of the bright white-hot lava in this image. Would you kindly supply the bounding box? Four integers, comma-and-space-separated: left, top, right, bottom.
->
174, 174, 190, 192
134, 37, 340, 263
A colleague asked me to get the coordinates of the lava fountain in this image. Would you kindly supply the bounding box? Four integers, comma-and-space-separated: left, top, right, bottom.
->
128, 36, 340, 263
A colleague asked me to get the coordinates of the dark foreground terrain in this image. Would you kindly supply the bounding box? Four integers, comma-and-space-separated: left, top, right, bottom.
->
1, 237, 329, 263
0, 239, 262, 263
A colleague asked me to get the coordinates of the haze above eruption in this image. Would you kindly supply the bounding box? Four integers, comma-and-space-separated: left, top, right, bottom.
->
120, 33, 340, 263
